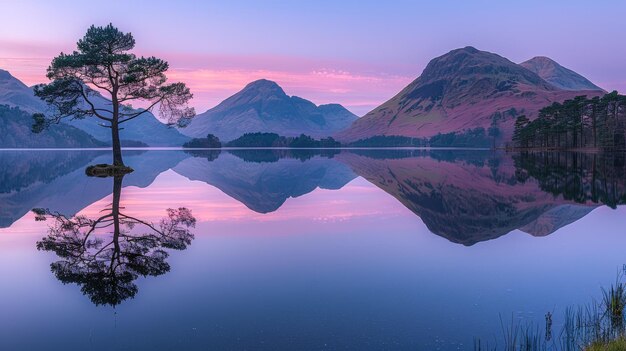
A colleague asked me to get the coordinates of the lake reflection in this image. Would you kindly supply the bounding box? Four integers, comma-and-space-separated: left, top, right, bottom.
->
34, 173, 195, 306
0, 149, 625, 350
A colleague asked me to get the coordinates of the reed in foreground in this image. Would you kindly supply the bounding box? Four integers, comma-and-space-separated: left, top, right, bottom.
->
475, 276, 626, 351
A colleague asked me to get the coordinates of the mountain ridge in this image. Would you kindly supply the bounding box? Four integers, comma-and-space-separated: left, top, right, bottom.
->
520, 56, 604, 91
337, 47, 604, 143
182, 79, 358, 141
0, 68, 189, 146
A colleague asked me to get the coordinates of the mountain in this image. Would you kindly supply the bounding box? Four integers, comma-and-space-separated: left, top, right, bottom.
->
337, 47, 603, 143
66, 90, 190, 146
0, 69, 189, 146
520, 56, 604, 91
0, 105, 104, 148
182, 79, 358, 141
0, 69, 47, 112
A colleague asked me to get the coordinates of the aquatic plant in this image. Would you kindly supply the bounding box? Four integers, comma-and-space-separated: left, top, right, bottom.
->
602, 279, 626, 331
473, 315, 550, 351
478, 274, 626, 350
585, 336, 626, 351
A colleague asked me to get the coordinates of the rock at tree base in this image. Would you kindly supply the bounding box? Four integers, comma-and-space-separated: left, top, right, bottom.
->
85, 164, 134, 177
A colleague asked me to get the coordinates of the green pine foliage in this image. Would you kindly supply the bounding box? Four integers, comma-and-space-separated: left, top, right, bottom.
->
183, 134, 222, 148
224, 133, 341, 148
512, 92, 626, 150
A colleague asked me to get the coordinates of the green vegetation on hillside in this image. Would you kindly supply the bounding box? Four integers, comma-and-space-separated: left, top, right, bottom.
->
185, 130, 493, 149
0, 105, 104, 148
348, 128, 491, 148
183, 134, 222, 148
512, 92, 626, 150
348, 135, 427, 147
429, 127, 491, 148
225, 132, 341, 148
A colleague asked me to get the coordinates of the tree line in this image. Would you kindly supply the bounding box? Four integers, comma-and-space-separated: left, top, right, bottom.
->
348, 128, 492, 148
514, 151, 626, 208
184, 132, 342, 148
512, 92, 626, 150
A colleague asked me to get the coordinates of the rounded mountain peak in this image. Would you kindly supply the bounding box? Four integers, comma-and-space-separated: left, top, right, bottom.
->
528, 56, 553, 62
458, 46, 479, 53
520, 56, 604, 91
522, 56, 558, 67
242, 79, 286, 96
213, 79, 290, 111
415, 46, 548, 90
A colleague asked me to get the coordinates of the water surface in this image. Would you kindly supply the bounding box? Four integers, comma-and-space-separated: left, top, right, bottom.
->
1, 149, 625, 350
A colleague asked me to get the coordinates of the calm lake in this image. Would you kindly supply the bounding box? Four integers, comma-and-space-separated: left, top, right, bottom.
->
1, 149, 625, 350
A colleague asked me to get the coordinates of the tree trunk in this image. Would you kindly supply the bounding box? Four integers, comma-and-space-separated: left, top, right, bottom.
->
592, 110, 597, 148
110, 174, 123, 273
112, 174, 122, 243
111, 81, 124, 167
111, 121, 124, 166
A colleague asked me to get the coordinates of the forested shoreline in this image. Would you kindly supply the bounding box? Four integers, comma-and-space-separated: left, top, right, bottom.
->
511, 91, 626, 150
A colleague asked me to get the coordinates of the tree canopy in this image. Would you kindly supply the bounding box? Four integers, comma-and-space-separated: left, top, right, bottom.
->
33, 24, 195, 166
512, 92, 626, 150
224, 132, 341, 148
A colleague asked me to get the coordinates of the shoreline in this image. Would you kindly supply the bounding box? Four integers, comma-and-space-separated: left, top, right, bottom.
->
502, 147, 624, 153
0, 146, 493, 151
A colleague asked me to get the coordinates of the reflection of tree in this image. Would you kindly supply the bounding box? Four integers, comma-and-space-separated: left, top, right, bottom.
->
183, 149, 221, 162
229, 149, 339, 163
514, 152, 626, 208
33, 174, 195, 306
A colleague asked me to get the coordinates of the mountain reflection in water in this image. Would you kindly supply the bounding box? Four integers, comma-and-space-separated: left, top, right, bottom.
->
0, 149, 624, 246
1, 149, 626, 351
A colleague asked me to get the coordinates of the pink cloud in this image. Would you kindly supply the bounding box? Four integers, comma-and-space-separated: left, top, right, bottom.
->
166, 67, 411, 116
0, 42, 414, 116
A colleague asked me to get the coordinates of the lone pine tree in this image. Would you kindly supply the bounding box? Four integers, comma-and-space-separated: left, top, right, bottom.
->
33, 24, 194, 168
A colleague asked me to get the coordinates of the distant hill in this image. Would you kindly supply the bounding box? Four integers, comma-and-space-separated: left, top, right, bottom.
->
520, 56, 605, 91
337, 47, 604, 144
0, 68, 189, 146
182, 79, 357, 141
0, 105, 104, 148
65, 89, 190, 146
0, 69, 47, 112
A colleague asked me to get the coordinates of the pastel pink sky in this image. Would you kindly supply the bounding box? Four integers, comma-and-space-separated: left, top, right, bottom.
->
1, 0, 625, 116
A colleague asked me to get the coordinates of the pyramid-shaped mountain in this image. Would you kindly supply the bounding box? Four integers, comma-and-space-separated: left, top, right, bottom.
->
520, 56, 604, 91
337, 47, 604, 143
182, 79, 358, 141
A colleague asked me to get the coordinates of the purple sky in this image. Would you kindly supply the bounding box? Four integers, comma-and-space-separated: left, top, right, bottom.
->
0, 0, 624, 116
